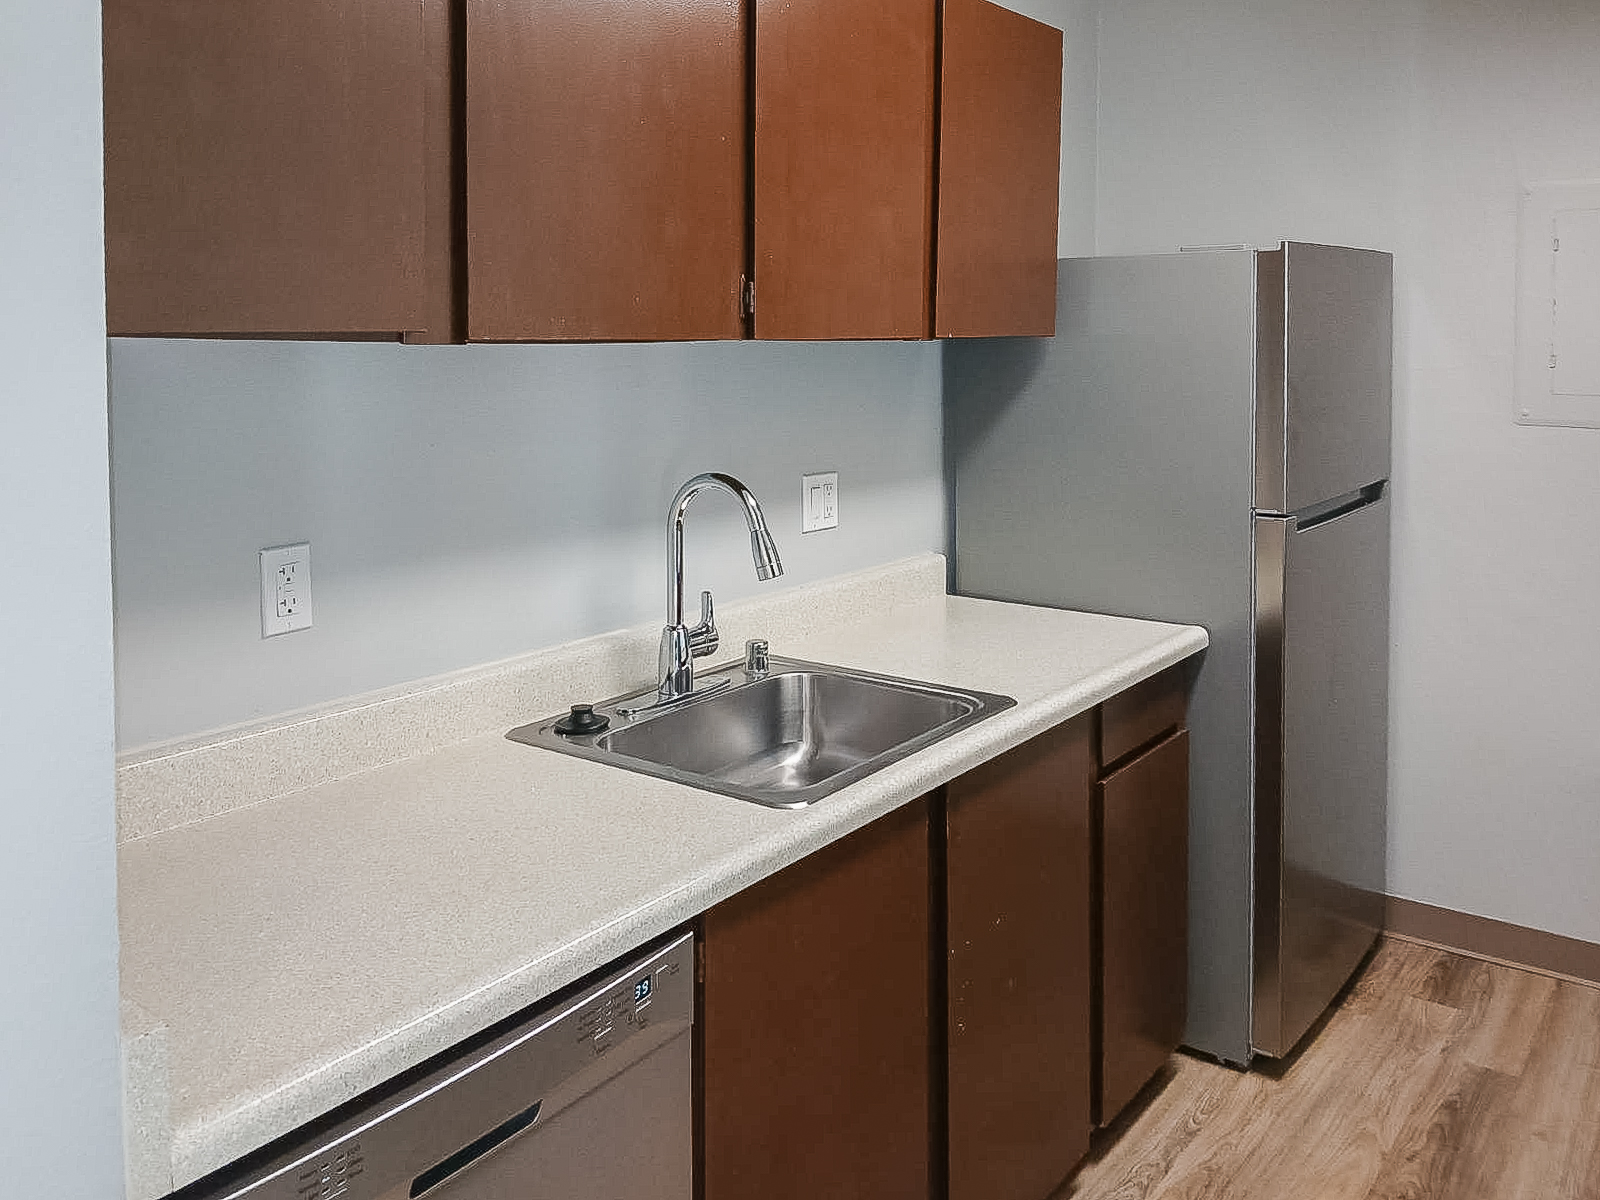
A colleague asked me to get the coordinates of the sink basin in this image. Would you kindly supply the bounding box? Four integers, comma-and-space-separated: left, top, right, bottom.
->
508, 656, 1015, 808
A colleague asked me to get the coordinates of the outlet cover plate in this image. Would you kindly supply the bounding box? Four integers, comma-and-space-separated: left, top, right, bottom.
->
260, 543, 313, 637
801, 472, 838, 533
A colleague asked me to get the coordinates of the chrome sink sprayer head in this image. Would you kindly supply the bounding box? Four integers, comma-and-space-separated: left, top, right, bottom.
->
658, 473, 783, 706
750, 526, 782, 582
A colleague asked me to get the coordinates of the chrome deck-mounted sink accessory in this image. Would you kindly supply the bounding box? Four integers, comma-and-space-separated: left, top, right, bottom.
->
508, 656, 1015, 809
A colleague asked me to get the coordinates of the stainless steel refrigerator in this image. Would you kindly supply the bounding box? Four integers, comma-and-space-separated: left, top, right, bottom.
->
945, 243, 1391, 1065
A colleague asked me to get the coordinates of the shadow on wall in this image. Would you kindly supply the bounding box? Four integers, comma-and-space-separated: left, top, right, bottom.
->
941, 332, 1051, 582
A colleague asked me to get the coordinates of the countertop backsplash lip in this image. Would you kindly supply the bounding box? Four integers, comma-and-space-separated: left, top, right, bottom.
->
115, 552, 949, 843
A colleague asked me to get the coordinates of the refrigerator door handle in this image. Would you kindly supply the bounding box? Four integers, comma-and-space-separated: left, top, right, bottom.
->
1291, 481, 1387, 533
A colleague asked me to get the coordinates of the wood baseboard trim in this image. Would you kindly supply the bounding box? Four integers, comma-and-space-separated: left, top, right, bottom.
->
1384, 895, 1600, 990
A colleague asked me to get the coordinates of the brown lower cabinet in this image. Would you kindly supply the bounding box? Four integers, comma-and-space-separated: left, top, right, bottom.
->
700, 676, 1189, 1200
1098, 727, 1189, 1124
700, 797, 932, 1200
1095, 666, 1190, 1127
946, 713, 1096, 1200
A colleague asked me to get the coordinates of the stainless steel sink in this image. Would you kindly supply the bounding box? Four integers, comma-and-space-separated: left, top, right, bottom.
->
508, 656, 1015, 809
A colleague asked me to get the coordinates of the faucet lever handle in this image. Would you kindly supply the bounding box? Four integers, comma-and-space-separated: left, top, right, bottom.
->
688, 589, 719, 658
744, 638, 770, 677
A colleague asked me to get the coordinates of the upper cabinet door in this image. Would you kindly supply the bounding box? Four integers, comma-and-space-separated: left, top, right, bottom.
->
465, 0, 746, 342
935, 0, 1062, 338
753, 0, 938, 340
103, 0, 428, 337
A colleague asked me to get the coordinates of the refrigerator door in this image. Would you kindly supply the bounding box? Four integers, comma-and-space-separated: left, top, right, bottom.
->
1255, 243, 1393, 514
1253, 487, 1390, 1058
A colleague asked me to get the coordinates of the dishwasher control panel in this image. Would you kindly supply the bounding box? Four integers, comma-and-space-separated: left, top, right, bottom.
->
572, 952, 684, 1056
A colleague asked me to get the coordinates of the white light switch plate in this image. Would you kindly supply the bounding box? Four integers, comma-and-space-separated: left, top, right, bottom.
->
260, 543, 313, 637
801, 472, 839, 532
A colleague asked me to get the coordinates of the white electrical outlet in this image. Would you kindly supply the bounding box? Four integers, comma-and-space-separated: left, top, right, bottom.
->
260, 543, 313, 637
801, 472, 839, 533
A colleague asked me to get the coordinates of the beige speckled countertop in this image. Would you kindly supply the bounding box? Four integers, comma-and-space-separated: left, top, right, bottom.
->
117, 555, 1206, 1198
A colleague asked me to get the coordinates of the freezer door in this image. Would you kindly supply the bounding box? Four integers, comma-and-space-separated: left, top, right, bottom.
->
1255, 243, 1393, 514
1253, 488, 1389, 1058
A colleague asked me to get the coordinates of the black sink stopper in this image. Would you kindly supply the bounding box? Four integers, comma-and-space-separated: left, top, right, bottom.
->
554, 703, 610, 737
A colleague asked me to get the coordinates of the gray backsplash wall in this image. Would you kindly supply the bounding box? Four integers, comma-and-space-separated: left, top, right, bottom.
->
110, 338, 945, 750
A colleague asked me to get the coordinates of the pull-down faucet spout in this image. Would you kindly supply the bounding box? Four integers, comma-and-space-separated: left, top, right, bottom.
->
655, 473, 783, 707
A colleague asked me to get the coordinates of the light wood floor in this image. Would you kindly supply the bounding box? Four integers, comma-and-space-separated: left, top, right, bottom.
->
1061, 937, 1600, 1200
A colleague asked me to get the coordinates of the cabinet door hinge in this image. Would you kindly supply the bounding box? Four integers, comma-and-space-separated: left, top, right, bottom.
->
740, 275, 756, 318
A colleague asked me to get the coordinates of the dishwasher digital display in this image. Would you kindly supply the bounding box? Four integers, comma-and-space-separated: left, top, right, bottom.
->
634, 976, 652, 1004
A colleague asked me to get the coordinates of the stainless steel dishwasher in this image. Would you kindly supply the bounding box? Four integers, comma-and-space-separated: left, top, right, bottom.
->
195, 930, 694, 1200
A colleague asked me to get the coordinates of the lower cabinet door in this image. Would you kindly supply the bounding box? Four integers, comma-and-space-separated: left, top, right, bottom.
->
1098, 727, 1189, 1124
700, 797, 931, 1200
946, 715, 1094, 1200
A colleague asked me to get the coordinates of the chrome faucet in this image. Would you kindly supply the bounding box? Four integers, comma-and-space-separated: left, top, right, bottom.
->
653, 472, 782, 708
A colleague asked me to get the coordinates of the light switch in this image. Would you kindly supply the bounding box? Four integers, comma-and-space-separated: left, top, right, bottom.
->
1552, 208, 1600, 398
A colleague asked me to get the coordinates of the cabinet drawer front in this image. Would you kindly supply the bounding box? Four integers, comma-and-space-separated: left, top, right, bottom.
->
1100, 665, 1187, 767
1098, 727, 1189, 1125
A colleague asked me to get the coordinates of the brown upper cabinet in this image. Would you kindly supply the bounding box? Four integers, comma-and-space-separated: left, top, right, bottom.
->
103, 0, 1061, 341
936, 0, 1064, 337
102, 0, 429, 337
465, 0, 747, 342
752, 0, 938, 340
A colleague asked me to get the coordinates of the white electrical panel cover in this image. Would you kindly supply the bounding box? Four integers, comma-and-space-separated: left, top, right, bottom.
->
1516, 180, 1600, 428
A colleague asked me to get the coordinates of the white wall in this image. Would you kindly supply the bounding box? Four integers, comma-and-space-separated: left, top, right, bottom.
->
1097, 0, 1600, 944
110, 339, 945, 749
0, 0, 124, 1194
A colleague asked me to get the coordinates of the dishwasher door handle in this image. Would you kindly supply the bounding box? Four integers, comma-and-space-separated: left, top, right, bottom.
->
409, 1099, 542, 1197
